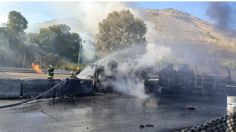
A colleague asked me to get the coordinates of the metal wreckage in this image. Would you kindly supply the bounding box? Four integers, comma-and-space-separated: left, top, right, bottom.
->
1, 60, 234, 101
90, 60, 236, 96
0, 60, 234, 109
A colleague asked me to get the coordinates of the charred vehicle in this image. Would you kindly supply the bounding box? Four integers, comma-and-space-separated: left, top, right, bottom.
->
92, 60, 235, 96
145, 63, 235, 95
145, 63, 195, 94
93, 60, 118, 92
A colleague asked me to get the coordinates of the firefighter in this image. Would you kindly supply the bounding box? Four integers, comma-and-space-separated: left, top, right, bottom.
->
47, 65, 55, 79
76, 66, 81, 74
107, 60, 118, 80
70, 71, 77, 79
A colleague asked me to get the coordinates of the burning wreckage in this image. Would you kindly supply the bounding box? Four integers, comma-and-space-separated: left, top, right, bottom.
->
0, 60, 234, 102
84, 60, 236, 96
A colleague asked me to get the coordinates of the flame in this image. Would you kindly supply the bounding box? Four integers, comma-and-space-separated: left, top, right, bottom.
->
31, 63, 43, 74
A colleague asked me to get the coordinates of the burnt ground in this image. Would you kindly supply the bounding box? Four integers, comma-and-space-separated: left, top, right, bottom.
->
0, 93, 226, 132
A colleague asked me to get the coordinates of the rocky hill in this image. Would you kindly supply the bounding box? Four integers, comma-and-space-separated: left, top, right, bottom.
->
144, 8, 236, 48
142, 9, 236, 71
30, 8, 236, 49
28, 8, 236, 70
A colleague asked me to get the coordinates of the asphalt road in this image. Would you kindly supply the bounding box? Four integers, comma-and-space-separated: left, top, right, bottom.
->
0, 93, 227, 132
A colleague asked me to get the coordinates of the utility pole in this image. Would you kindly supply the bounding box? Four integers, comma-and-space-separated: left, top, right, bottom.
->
78, 40, 85, 67
22, 53, 25, 69
39, 56, 42, 69
78, 47, 81, 66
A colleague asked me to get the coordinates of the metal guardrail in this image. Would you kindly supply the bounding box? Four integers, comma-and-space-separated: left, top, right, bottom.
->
0, 67, 71, 74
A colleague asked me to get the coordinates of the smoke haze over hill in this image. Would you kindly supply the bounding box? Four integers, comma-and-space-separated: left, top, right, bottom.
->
206, 2, 236, 30
1, 2, 236, 71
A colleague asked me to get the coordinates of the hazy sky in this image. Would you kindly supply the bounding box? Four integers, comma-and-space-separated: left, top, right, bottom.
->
0, 2, 226, 26
0, 2, 209, 24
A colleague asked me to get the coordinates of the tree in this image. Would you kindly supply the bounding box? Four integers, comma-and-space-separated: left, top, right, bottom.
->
29, 24, 82, 63
96, 10, 147, 57
0, 11, 30, 67
7, 11, 28, 33
6, 11, 28, 51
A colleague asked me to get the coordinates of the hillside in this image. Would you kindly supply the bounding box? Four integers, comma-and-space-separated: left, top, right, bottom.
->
142, 9, 236, 70
144, 9, 236, 48
30, 8, 236, 48
28, 8, 236, 70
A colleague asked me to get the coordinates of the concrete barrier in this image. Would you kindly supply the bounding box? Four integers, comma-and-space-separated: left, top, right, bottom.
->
227, 96, 236, 131
22, 79, 61, 98
0, 78, 22, 98
59, 79, 94, 96
0, 78, 94, 99
22, 79, 94, 98
80, 79, 94, 94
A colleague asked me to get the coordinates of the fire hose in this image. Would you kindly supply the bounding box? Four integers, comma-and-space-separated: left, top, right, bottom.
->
0, 79, 66, 109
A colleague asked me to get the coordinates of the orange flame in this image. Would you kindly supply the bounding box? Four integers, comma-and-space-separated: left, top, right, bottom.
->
31, 63, 43, 74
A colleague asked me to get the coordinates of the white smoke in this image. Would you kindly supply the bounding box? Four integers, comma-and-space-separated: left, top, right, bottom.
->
111, 75, 148, 99
78, 43, 172, 98
0, 13, 8, 26
143, 19, 160, 44
78, 33, 96, 60
46, 2, 208, 98
110, 44, 171, 98
32, 2, 143, 61
49, 2, 137, 34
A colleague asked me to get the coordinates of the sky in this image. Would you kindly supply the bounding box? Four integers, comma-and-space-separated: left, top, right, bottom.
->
0, 2, 57, 25
0, 2, 222, 26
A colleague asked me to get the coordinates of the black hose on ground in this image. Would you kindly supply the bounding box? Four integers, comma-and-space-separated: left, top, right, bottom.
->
0, 79, 66, 109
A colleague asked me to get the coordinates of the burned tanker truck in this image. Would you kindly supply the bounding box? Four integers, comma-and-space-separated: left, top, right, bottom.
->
91, 60, 236, 96
93, 60, 118, 92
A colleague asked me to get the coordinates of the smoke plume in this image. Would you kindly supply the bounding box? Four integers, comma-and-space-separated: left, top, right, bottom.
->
109, 44, 171, 98
0, 13, 8, 26
78, 43, 172, 98
32, 2, 147, 62
206, 2, 236, 30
